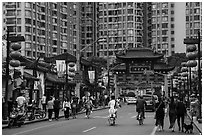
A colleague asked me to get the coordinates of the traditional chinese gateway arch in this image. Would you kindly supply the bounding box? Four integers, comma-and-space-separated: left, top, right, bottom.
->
113, 48, 175, 98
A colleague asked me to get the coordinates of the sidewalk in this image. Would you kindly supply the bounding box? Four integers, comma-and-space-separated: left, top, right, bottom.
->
155, 112, 202, 135
2, 106, 108, 129
186, 111, 202, 134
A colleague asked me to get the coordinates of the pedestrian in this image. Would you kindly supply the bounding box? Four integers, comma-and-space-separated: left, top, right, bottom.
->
71, 94, 79, 118
54, 98, 60, 120
136, 95, 147, 119
155, 97, 166, 131
168, 97, 177, 132
62, 98, 71, 120
8, 97, 14, 116
16, 93, 26, 113
41, 94, 47, 112
47, 97, 54, 121
176, 98, 187, 132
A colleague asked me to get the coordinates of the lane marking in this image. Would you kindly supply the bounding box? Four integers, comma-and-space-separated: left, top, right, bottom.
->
12, 121, 67, 135
93, 116, 109, 118
131, 115, 137, 118
83, 127, 96, 133
150, 126, 158, 135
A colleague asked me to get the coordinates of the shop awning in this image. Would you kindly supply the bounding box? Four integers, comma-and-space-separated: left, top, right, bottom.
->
46, 73, 76, 85
46, 73, 65, 83
23, 72, 40, 81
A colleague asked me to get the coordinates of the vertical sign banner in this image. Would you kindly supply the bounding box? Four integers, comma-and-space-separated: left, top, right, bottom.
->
56, 60, 66, 77
88, 71, 95, 83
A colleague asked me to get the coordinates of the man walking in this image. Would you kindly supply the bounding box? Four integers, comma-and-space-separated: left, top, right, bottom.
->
176, 98, 187, 132
54, 98, 60, 120
41, 94, 47, 112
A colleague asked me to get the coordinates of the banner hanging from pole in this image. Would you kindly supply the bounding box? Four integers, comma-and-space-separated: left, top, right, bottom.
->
56, 60, 66, 77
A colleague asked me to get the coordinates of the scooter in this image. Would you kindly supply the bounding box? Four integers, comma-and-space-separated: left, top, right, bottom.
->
8, 107, 26, 128
137, 111, 144, 125
108, 113, 116, 126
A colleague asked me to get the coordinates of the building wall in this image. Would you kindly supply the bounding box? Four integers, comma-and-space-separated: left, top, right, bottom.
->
174, 2, 186, 53
97, 2, 151, 62
2, 2, 79, 59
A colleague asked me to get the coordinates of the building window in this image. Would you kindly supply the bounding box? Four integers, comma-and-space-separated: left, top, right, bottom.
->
162, 23, 168, 28
162, 37, 168, 42
53, 47, 57, 52
127, 16, 133, 21
171, 31, 174, 34
25, 2, 31, 8
194, 15, 200, 20
171, 38, 174, 41
162, 3, 168, 8
53, 40, 57, 45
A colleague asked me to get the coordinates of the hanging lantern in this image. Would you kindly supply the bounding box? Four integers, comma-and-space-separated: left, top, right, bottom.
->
178, 76, 182, 81
186, 52, 198, 60
68, 67, 75, 72
186, 60, 197, 67
68, 62, 75, 67
10, 51, 22, 60
181, 62, 187, 67
181, 72, 188, 77
68, 62, 76, 79
10, 60, 21, 67
186, 44, 196, 52
68, 73, 75, 78
11, 43, 21, 51
181, 67, 188, 72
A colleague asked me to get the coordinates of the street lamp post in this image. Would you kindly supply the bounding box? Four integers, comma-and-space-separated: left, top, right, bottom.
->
75, 38, 103, 98
3, 30, 25, 120
197, 31, 202, 121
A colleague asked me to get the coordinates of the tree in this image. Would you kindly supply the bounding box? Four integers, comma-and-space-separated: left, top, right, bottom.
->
87, 56, 107, 69
167, 53, 188, 67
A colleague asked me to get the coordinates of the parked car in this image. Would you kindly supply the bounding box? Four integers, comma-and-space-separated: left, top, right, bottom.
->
143, 94, 155, 112
126, 97, 137, 105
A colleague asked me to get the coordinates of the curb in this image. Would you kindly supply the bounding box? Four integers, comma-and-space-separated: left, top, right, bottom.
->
186, 112, 202, 134
2, 106, 108, 129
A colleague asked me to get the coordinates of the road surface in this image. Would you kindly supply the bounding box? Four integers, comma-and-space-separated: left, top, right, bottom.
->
2, 104, 200, 135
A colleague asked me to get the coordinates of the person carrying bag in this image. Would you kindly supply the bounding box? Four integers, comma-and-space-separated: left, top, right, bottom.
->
63, 98, 71, 120
154, 98, 165, 131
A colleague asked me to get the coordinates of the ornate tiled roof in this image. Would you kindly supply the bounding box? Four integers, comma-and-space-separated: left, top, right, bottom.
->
111, 62, 174, 72
116, 48, 164, 60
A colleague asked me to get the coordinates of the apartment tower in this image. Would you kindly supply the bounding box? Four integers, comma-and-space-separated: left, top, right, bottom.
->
97, 2, 152, 64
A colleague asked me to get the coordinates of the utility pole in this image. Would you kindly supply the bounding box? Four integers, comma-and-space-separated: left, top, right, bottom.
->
197, 31, 202, 121
106, 34, 110, 98
4, 30, 10, 120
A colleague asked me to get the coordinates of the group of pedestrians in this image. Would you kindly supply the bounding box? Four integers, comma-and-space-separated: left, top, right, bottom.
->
154, 96, 187, 132
47, 96, 60, 121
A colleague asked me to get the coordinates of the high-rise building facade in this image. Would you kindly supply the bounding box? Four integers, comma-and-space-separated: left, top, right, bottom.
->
185, 2, 202, 38
2, 2, 99, 60
185, 2, 202, 72
151, 2, 186, 57
151, 2, 202, 55
78, 2, 98, 58
97, 2, 152, 63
